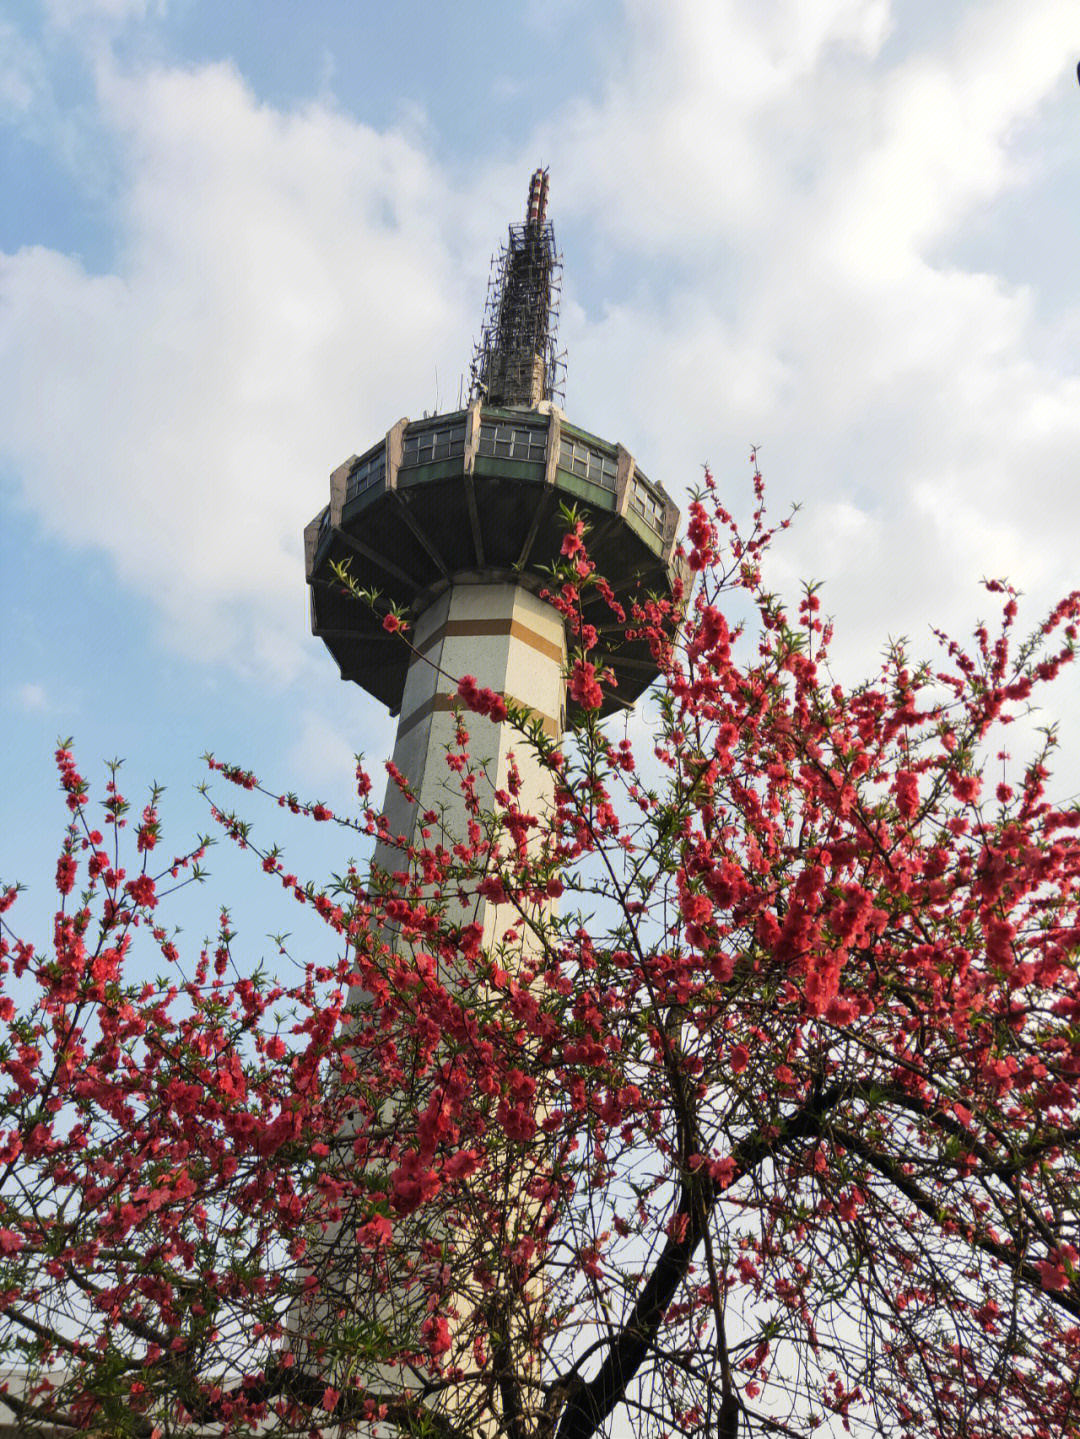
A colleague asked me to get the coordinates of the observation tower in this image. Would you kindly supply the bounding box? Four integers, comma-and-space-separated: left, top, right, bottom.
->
304, 170, 685, 876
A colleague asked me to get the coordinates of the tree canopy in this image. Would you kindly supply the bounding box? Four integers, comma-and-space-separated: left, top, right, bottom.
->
2, 469, 1079, 1439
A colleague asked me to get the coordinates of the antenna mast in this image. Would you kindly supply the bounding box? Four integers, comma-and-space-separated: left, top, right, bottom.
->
469, 168, 565, 409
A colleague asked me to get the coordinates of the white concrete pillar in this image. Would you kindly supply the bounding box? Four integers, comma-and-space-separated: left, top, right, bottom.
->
374, 582, 566, 945
314, 584, 566, 1420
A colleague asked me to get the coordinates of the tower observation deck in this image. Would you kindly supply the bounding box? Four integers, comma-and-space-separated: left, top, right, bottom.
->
305, 170, 686, 744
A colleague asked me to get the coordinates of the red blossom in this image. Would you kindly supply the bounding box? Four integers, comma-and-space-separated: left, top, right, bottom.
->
421, 1314, 452, 1358
124, 874, 157, 908
55, 853, 77, 896
561, 522, 585, 558
457, 675, 508, 723
569, 659, 604, 710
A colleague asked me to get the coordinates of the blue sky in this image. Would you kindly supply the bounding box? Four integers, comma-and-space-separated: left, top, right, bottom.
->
2, 0, 1079, 954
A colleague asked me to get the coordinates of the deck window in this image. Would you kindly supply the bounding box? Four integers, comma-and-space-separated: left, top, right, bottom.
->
345, 447, 387, 502
558, 436, 617, 490
401, 423, 466, 468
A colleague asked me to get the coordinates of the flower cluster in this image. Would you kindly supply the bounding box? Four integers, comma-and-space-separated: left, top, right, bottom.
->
456, 674, 508, 723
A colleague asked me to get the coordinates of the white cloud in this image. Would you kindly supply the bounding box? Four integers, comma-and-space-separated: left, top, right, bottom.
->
0, 20, 45, 116
10, 683, 51, 713
41, 0, 164, 29
535, 1, 1078, 642
286, 709, 363, 790
1, 56, 477, 680
529, 0, 1078, 798
816, 0, 1076, 273
538, 0, 895, 253
1, 0, 1076, 784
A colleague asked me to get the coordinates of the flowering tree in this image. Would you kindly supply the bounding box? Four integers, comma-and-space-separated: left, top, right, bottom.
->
2, 471, 1079, 1439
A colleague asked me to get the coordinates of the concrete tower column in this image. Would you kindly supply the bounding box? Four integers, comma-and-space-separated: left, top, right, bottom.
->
380, 582, 565, 871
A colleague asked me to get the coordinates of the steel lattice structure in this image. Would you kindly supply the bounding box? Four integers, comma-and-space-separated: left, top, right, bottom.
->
469, 168, 565, 408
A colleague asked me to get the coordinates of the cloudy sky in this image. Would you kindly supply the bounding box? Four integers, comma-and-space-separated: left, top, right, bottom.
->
2, 0, 1078, 945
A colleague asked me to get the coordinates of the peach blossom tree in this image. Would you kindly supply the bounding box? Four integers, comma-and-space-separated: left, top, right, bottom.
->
2, 470, 1078, 1439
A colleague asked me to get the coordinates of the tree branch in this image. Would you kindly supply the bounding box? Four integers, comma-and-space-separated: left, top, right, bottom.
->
829, 1123, 1080, 1322
553, 1084, 847, 1439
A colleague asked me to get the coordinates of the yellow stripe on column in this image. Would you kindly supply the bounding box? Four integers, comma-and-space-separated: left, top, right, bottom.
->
415, 617, 565, 666
396, 691, 561, 742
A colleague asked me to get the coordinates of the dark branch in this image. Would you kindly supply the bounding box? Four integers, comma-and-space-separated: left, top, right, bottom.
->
553, 1084, 847, 1439
830, 1123, 1080, 1323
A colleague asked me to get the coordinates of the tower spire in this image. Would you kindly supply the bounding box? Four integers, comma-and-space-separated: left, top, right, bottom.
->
469, 168, 564, 409
526, 165, 549, 225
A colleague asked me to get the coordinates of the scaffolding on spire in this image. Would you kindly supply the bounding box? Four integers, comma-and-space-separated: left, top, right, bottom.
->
469, 168, 565, 409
